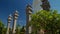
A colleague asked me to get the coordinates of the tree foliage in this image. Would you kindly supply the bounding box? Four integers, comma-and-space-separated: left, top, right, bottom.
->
20, 26, 25, 34
15, 24, 21, 34
0, 20, 6, 34
31, 10, 60, 34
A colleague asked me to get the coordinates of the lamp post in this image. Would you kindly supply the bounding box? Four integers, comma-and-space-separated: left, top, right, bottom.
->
12, 10, 19, 34
6, 14, 12, 34
26, 4, 32, 34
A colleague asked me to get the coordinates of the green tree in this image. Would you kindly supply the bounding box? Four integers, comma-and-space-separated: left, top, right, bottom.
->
20, 26, 25, 34
0, 20, 6, 34
15, 24, 20, 34
30, 10, 60, 34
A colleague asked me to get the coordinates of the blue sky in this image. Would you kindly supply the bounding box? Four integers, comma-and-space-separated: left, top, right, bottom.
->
49, 0, 60, 13
0, 0, 60, 27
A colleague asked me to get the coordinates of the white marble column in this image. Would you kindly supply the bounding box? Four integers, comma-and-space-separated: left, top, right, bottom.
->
29, 14, 32, 34
6, 14, 12, 34
12, 10, 19, 34
26, 4, 32, 34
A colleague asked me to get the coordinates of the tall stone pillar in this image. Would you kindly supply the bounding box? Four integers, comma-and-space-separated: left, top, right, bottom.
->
26, 4, 32, 34
12, 10, 19, 34
6, 14, 12, 34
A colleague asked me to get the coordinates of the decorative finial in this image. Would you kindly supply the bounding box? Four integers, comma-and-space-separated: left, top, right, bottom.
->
14, 10, 19, 19
15, 10, 19, 13
9, 14, 12, 17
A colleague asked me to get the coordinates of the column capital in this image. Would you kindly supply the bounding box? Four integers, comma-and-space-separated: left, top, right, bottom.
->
8, 14, 12, 23
14, 10, 19, 19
